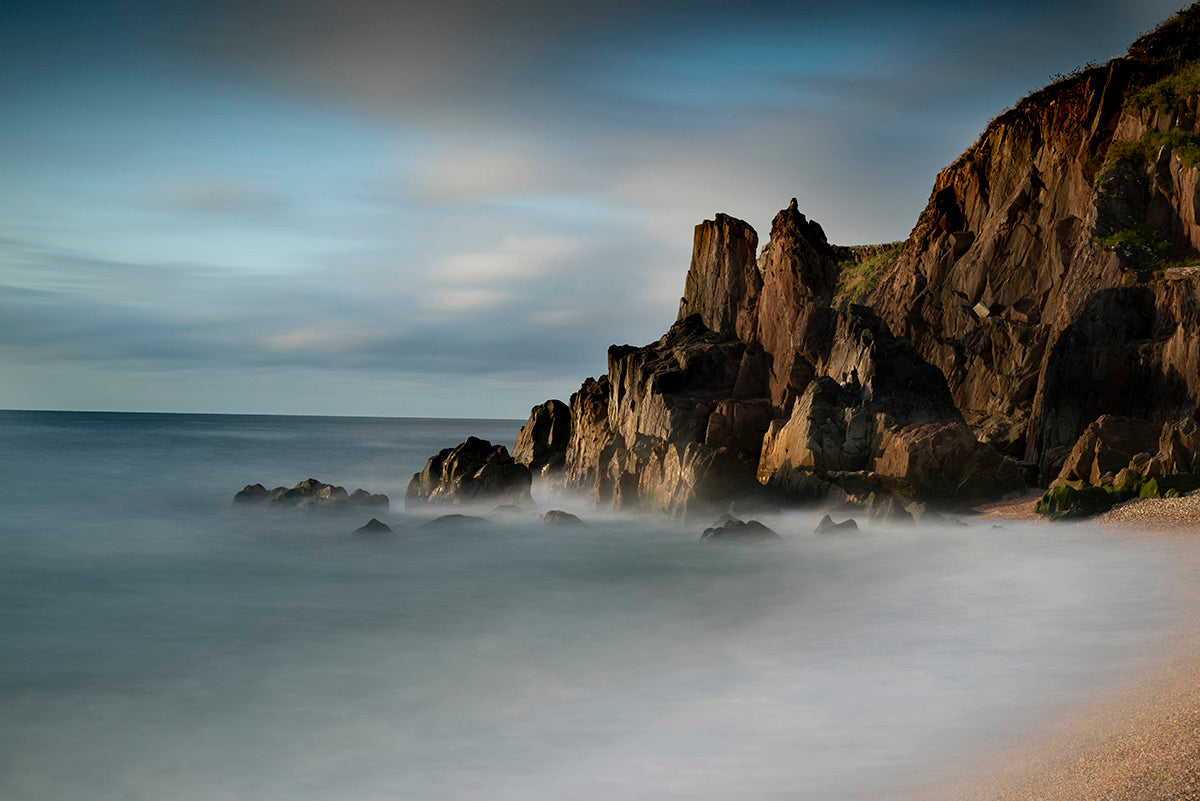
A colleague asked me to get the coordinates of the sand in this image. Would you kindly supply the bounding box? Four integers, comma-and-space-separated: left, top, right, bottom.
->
926, 492, 1200, 801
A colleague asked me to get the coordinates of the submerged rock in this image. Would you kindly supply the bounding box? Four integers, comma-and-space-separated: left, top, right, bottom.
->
542, 510, 584, 525
423, 514, 490, 529
352, 518, 393, 535
700, 513, 780, 542
234, 478, 388, 513
814, 514, 859, 535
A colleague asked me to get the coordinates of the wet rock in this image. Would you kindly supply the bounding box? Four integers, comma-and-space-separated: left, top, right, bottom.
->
405, 437, 532, 508
701, 514, 780, 542
814, 514, 859, 534
352, 518, 393, 535
542, 510, 583, 525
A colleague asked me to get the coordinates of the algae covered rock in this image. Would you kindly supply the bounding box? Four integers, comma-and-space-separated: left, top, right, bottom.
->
1035, 485, 1118, 519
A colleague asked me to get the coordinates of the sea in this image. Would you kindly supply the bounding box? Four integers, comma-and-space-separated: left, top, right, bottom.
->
0, 409, 1193, 800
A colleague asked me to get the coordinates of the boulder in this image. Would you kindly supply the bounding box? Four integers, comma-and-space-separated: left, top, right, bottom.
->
423, 514, 490, 529
875, 422, 1025, 504
542, 510, 583, 525
1035, 485, 1118, 519
350, 489, 389, 508
1157, 416, 1200, 474
233, 483, 271, 504
405, 437, 533, 508
814, 514, 859, 534
352, 518, 393, 535
513, 399, 571, 478
1053, 415, 1160, 486
700, 514, 780, 542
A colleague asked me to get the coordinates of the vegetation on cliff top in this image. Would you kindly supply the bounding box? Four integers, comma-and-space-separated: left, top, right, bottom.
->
1128, 59, 1200, 111
832, 244, 903, 310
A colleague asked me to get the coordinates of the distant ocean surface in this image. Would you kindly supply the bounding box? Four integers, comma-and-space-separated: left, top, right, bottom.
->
0, 410, 1190, 800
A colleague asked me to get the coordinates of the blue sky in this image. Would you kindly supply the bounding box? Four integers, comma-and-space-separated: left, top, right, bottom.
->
0, 0, 1186, 417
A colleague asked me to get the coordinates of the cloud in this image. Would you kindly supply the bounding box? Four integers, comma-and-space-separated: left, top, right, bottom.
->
150, 178, 285, 218
435, 236, 577, 285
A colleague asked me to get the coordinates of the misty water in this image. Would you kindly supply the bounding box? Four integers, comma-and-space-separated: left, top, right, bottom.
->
0, 410, 1192, 800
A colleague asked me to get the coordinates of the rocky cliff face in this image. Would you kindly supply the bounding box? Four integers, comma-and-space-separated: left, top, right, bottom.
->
871, 6, 1200, 470
473, 6, 1200, 517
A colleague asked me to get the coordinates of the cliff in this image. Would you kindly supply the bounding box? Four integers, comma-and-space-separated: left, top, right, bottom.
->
871, 5, 1200, 472
439, 5, 1200, 518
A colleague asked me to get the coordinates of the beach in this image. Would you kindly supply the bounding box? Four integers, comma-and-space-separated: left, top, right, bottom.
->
933, 493, 1200, 801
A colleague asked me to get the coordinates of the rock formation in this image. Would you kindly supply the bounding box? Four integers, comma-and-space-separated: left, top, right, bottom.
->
416, 5, 1200, 519
405, 437, 532, 508
234, 479, 389, 513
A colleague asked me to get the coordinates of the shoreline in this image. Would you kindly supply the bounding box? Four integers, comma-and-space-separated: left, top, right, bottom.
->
921, 493, 1200, 800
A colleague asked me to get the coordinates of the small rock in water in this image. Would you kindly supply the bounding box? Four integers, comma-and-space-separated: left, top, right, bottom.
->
542, 510, 584, 525
423, 514, 490, 529
814, 514, 859, 535
701, 515, 780, 542
352, 518, 393, 535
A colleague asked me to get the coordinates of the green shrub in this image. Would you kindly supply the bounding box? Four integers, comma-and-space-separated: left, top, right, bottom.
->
833, 244, 903, 310
1129, 60, 1200, 112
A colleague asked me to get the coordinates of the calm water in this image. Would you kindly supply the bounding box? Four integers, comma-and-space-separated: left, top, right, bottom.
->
0, 410, 1189, 800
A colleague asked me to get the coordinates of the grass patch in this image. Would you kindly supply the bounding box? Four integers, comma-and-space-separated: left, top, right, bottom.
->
833, 243, 903, 309
1128, 59, 1200, 112
1094, 222, 1173, 264
1102, 130, 1200, 174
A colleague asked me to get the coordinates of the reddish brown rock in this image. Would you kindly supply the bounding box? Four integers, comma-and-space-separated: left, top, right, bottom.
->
1052, 414, 1160, 485
754, 199, 840, 410
1157, 415, 1200, 473
677, 214, 761, 343
875, 422, 1024, 504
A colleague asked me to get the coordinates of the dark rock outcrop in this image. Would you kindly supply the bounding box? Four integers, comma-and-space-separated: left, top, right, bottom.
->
542, 509, 583, 525
352, 518, 393, 535
513, 399, 571, 479
405, 437, 532, 508
700, 514, 780, 542
814, 514, 859, 534
235, 478, 389, 513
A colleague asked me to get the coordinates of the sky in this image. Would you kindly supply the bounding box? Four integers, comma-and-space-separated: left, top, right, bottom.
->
0, 0, 1188, 418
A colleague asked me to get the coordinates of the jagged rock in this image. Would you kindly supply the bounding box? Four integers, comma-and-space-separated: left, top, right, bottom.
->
233, 483, 270, 504
236, 478, 388, 513
814, 514, 859, 534
704, 398, 773, 459
868, 9, 1200, 470
563, 376, 617, 500
352, 518, 392, 535
700, 514, 780, 542
678, 214, 761, 344
405, 437, 532, 508
866, 493, 915, 525
513, 399, 571, 478
875, 423, 1025, 504
1053, 415, 1159, 486
542, 510, 583, 525
754, 200, 840, 410
1157, 416, 1200, 474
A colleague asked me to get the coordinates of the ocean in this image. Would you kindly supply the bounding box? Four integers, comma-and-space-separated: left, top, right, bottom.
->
0, 410, 1190, 800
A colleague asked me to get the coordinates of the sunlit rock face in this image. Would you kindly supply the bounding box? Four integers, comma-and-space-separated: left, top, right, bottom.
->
465, 8, 1200, 516
406, 437, 532, 508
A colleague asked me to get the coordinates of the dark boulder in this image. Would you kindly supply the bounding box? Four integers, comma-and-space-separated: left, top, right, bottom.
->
423, 514, 490, 529
350, 488, 389, 508
513, 399, 571, 478
1053, 415, 1160, 486
542, 510, 584, 525
875, 422, 1025, 504
700, 514, 780, 542
814, 514, 859, 534
233, 483, 271, 504
406, 437, 533, 508
352, 518, 393, 535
